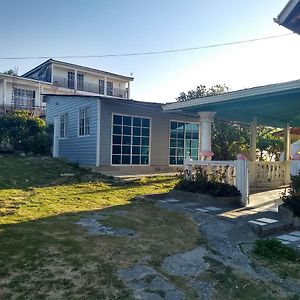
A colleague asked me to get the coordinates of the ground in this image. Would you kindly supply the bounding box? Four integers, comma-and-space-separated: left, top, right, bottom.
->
0, 154, 300, 299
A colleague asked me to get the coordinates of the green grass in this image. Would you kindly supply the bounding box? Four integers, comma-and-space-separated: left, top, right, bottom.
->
0, 154, 201, 299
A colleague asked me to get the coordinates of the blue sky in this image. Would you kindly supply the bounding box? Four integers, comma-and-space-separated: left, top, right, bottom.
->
0, 0, 299, 102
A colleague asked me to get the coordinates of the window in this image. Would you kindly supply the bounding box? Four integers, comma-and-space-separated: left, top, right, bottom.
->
99, 80, 105, 94
12, 88, 35, 108
59, 113, 68, 138
107, 81, 113, 96
68, 72, 75, 89
78, 107, 91, 136
112, 114, 150, 165
169, 121, 199, 165
77, 73, 84, 90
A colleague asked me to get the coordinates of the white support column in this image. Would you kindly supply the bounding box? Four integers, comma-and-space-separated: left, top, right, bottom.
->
284, 123, 290, 161
249, 116, 257, 161
3, 79, 7, 105
127, 81, 131, 99
198, 111, 216, 160
104, 76, 107, 96
74, 69, 78, 94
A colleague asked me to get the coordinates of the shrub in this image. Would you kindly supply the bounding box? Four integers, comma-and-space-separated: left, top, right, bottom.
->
281, 175, 300, 217
253, 239, 298, 262
175, 166, 241, 197
0, 111, 52, 155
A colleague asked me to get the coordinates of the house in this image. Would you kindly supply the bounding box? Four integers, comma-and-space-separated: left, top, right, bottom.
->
45, 95, 199, 174
274, 0, 300, 34
0, 59, 133, 115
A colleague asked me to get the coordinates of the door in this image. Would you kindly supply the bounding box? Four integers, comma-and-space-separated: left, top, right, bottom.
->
53, 116, 59, 157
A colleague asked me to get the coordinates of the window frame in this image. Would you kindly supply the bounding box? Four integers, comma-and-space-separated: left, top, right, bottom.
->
110, 113, 151, 166
59, 113, 68, 139
78, 106, 91, 137
169, 120, 199, 166
77, 73, 84, 91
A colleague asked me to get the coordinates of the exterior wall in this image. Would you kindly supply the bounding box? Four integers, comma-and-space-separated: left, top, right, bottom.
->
46, 96, 98, 166
99, 99, 199, 167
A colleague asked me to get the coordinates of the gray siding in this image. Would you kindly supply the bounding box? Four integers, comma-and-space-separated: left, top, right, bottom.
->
99, 99, 198, 167
46, 96, 98, 166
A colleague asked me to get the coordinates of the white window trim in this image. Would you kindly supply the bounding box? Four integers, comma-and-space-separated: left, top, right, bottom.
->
169, 119, 200, 166
110, 113, 152, 166
59, 113, 68, 139
77, 106, 91, 137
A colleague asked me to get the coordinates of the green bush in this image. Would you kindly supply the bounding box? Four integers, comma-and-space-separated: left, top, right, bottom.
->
0, 111, 53, 155
253, 239, 298, 262
175, 166, 241, 197
281, 175, 300, 217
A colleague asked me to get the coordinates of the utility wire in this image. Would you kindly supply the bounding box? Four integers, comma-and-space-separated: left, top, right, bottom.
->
0, 33, 294, 60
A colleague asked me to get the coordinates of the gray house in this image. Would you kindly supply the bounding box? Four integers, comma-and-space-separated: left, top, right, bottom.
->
45, 95, 199, 174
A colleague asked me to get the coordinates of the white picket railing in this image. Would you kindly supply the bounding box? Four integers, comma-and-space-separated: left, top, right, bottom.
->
184, 157, 249, 206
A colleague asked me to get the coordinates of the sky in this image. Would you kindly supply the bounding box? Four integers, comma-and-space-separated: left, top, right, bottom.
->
0, 0, 300, 103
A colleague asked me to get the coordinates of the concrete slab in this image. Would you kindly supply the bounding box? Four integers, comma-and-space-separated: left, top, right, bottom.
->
289, 231, 300, 237
276, 239, 290, 245
195, 208, 209, 212
256, 218, 278, 224
248, 220, 267, 226
205, 207, 222, 211
277, 234, 300, 242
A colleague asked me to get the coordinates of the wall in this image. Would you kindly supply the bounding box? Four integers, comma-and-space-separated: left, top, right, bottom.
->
46, 95, 98, 166
99, 98, 198, 167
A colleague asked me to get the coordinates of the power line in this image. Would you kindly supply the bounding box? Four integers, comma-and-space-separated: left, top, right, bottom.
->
0, 33, 294, 60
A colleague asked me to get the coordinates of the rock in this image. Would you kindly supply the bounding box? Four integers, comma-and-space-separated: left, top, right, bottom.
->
165, 290, 183, 300
136, 292, 163, 300
161, 247, 208, 277
148, 275, 175, 291
60, 173, 75, 177
118, 265, 156, 282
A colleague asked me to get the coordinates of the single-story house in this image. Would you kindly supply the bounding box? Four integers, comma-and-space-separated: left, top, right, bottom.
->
45, 95, 199, 174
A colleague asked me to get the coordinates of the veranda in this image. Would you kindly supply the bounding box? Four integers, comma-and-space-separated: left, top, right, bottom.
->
163, 80, 300, 206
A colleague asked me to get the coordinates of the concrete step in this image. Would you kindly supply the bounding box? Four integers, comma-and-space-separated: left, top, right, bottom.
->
248, 218, 292, 237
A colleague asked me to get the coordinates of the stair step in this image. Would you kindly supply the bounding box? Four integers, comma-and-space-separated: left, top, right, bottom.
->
248, 219, 292, 237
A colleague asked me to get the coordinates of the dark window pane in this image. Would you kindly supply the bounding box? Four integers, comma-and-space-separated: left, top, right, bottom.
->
170, 156, 176, 165
141, 147, 149, 155
123, 126, 131, 135
191, 149, 198, 157
122, 146, 130, 154
112, 145, 121, 154
170, 130, 177, 139
141, 156, 149, 164
133, 117, 141, 127
133, 137, 141, 145
133, 127, 141, 136
177, 139, 184, 148
141, 137, 149, 146
142, 118, 150, 127
113, 115, 122, 125
177, 148, 184, 156
132, 156, 140, 164
132, 146, 141, 154
142, 128, 149, 137
170, 148, 176, 156
185, 123, 193, 132
177, 130, 184, 139
177, 157, 184, 165
177, 122, 185, 130
123, 116, 131, 126
191, 140, 198, 148
122, 155, 130, 164
191, 131, 198, 139
113, 135, 121, 145
113, 125, 122, 135
185, 131, 192, 139
112, 155, 121, 164
170, 139, 176, 147
171, 121, 178, 130
122, 136, 131, 145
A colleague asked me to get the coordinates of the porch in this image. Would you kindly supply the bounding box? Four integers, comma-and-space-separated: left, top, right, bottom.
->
163, 79, 300, 206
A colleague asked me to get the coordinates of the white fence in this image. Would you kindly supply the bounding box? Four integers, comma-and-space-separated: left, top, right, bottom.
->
184, 158, 249, 206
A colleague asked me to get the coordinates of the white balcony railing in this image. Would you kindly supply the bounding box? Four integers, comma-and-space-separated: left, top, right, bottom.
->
52, 76, 127, 98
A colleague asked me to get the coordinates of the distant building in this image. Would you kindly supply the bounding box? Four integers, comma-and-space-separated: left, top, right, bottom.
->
0, 59, 133, 116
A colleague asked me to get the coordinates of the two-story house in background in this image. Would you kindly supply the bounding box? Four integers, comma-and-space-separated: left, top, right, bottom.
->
0, 59, 133, 115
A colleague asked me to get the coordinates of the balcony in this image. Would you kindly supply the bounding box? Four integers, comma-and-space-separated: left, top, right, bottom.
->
52, 76, 128, 98
8, 97, 45, 113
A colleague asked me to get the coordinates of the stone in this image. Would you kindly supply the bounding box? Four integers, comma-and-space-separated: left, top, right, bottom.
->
277, 234, 300, 242
165, 290, 183, 300
289, 231, 300, 237
248, 220, 267, 226
118, 265, 157, 282
256, 218, 278, 224
148, 275, 175, 291
136, 292, 163, 300
205, 206, 222, 211
195, 208, 209, 212
161, 247, 208, 277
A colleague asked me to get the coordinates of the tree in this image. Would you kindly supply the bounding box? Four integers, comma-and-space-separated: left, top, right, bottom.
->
176, 84, 249, 160
3, 69, 18, 76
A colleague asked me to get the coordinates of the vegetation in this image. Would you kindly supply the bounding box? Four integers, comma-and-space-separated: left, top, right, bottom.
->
0, 111, 52, 155
281, 174, 300, 217
175, 166, 241, 197
3, 69, 18, 76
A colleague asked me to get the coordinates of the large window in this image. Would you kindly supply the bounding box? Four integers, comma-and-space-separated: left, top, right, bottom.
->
169, 121, 199, 165
12, 88, 35, 108
78, 107, 90, 136
107, 81, 113, 96
59, 113, 68, 138
112, 114, 150, 165
99, 80, 105, 95
77, 73, 84, 90
68, 72, 75, 89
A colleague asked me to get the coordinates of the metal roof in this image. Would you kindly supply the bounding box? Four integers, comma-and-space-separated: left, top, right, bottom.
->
163, 79, 300, 127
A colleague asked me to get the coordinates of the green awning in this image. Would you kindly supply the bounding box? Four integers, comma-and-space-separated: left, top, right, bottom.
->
163, 79, 300, 127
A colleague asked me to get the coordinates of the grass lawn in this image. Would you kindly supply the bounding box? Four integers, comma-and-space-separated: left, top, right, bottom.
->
0, 154, 202, 299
